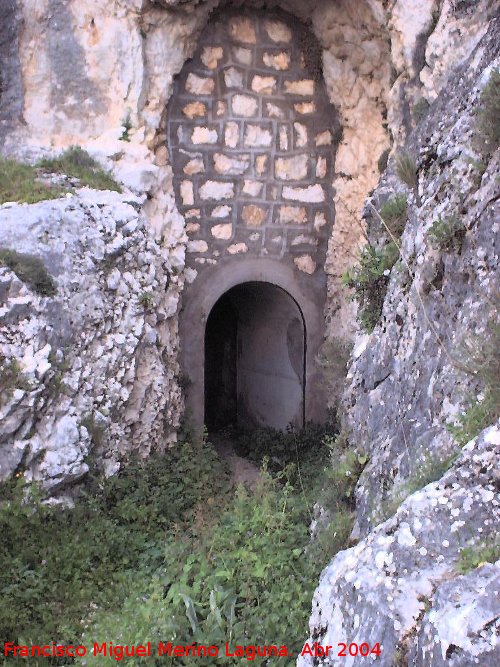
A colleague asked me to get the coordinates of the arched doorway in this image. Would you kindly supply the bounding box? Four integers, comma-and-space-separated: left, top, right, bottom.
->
204, 282, 305, 431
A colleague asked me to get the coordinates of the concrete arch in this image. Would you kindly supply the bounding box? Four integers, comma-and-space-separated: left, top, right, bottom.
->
179, 257, 326, 430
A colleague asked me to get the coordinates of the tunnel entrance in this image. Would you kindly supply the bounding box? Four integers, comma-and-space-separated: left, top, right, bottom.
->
204, 282, 305, 431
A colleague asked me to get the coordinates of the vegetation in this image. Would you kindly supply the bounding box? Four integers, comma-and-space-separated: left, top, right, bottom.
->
0, 158, 66, 204
378, 451, 458, 521
38, 146, 121, 192
139, 291, 155, 309
0, 356, 32, 401
449, 321, 500, 446
0, 248, 57, 295
456, 538, 500, 574
474, 68, 500, 154
427, 214, 466, 252
395, 151, 418, 193
342, 242, 399, 332
379, 194, 408, 237
1, 422, 360, 667
120, 112, 133, 142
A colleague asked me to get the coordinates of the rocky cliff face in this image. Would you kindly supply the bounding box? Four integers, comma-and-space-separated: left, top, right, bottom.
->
0, 190, 182, 491
301, 13, 499, 666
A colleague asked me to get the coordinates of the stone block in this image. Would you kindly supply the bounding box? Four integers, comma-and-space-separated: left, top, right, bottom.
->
316, 157, 327, 178
283, 184, 325, 203
182, 101, 206, 119
278, 206, 307, 224
242, 180, 264, 197
251, 75, 276, 94
275, 155, 308, 181
216, 101, 227, 116
255, 155, 268, 175
229, 17, 256, 44
284, 79, 315, 96
186, 73, 215, 95
211, 223, 233, 240
187, 240, 208, 253
316, 130, 332, 146
186, 222, 200, 233
244, 125, 272, 147
225, 122, 239, 148
227, 243, 248, 254
185, 208, 200, 219
191, 127, 218, 144
242, 205, 267, 227
266, 102, 286, 119
263, 51, 291, 70
199, 181, 234, 200
231, 94, 258, 117
214, 153, 250, 175
294, 122, 308, 148
224, 67, 244, 88
201, 46, 224, 69
294, 102, 316, 114
212, 205, 232, 218
279, 125, 289, 150
290, 233, 318, 247
233, 47, 252, 65
294, 254, 316, 274
264, 20, 292, 43
183, 157, 205, 175
314, 211, 327, 231
180, 180, 194, 206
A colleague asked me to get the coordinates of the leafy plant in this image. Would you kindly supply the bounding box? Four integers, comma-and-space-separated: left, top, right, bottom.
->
447, 390, 499, 447
0, 157, 66, 204
342, 242, 399, 332
38, 146, 121, 192
0, 248, 57, 295
427, 214, 466, 252
139, 291, 155, 309
378, 194, 408, 237
120, 111, 133, 142
474, 68, 500, 154
456, 538, 500, 573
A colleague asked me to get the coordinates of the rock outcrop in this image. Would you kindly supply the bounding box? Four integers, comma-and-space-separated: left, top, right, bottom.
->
301, 13, 499, 667
0, 189, 183, 491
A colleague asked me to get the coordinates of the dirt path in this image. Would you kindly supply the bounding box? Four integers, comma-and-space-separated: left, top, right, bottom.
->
211, 433, 261, 490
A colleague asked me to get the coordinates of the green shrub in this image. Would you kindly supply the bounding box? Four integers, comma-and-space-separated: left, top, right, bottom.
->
0, 356, 32, 401
456, 538, 500, 574
0, 248, 57, 295
342, 242, 399, 332
427, 214, 466, 252
0, 158, 66, 204
139, 291, 155, 309
38, 146, 121, 192
378, 194, 407, 237
474, 68, 500, 154
120, 112, 133, 142
447, 389, 499, 447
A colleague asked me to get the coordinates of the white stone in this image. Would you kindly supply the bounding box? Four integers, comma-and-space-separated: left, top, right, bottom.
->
191, 127, 217, 144
212, 205, 231, 218
211, 223, 233, 240
283, 184, 325, 203
180, 180, 194, 205
294, 255, 317, 274
227, 243, 248, 254
232, 95, 258, 117
187, 240, 208, 253
199, 181, 234, 200
244, 125, 273, 147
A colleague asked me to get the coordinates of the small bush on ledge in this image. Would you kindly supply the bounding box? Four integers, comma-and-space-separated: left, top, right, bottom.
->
427, 214, 466, 252
379, 194, 408, 237
38, 146, 121, 192
343, 242, 399, 333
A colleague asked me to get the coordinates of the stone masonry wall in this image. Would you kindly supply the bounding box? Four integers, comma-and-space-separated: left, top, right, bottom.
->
167, 9, 338, 276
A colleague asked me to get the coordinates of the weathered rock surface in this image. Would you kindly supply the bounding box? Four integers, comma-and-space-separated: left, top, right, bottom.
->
299, 425, 500, 667
0, 189, 182, 492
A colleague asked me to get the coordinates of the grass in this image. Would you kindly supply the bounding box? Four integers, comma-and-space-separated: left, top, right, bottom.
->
379, 194, 407, 237
427, 214, 466, 252
1, 423, 357, 667
395, 151, 418, 192
38, 146, 121, 192
0, 248, 57, 295
0, 158, 66, 204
